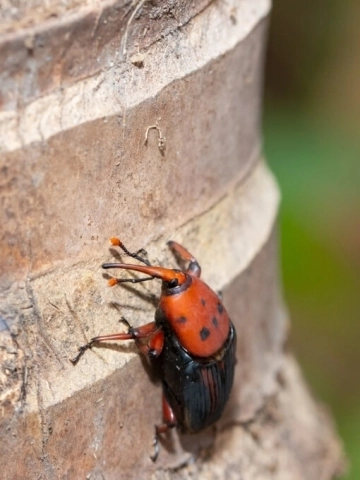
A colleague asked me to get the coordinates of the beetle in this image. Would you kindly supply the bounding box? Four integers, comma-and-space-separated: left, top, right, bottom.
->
71, 238, 236, 461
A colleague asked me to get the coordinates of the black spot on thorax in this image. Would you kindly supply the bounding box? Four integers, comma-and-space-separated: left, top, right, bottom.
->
199, 327, 210, 341
176, 316, 187, 324
212, 316, 218, 328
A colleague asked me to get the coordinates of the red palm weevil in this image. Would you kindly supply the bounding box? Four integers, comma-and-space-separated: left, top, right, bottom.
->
71, 238, 236, 461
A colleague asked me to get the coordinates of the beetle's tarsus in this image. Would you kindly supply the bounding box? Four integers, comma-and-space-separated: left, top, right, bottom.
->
119, 316, 131, 329
150, 431, 159, 462
119, 316, 135, 336
70, 340, 95, 365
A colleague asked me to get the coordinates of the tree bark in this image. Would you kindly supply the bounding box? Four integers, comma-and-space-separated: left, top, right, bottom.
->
0, 1, 345, 479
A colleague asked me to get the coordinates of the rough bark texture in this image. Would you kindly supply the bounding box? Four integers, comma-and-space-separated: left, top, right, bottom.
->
0, 1, 345, 479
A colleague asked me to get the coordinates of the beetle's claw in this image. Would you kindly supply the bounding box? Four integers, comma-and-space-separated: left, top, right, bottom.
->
150, 431, 159, 462
70, 356, 78, 365
69, 341, 94, 365
69, 349, 83, 365
119, 316, 131, 329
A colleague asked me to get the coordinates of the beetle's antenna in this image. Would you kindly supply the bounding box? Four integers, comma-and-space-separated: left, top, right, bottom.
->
110, 237, 151, 266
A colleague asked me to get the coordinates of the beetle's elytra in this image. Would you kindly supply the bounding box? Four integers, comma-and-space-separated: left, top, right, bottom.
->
71, 238, 237, 461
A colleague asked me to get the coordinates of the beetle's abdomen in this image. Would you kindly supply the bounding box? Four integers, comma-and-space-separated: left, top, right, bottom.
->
159, 324, 236, 433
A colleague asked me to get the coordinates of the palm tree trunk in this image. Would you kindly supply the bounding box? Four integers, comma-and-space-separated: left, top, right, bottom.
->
0, 1, 345, 478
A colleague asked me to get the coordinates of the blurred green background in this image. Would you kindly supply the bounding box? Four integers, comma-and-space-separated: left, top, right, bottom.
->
263, 1, 360, 478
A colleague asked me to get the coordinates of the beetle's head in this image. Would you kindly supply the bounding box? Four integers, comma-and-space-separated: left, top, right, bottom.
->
160, 268, 190, 294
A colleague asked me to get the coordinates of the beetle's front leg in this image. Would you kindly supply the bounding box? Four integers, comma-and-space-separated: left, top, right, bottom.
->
167, 240, 201, 277
134, 326, 164, 358
70, 318, 163, 364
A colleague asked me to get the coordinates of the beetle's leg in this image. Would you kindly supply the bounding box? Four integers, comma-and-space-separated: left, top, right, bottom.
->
150, 394, 177, 462
110, 237, 151, 266
137, 329, 164, 358
102, 320, 164, 358
70, 319, 159, 364
167, 241, 201, 277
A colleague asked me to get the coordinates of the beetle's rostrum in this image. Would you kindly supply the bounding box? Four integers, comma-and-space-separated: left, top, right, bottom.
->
71, 238, 237, 461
